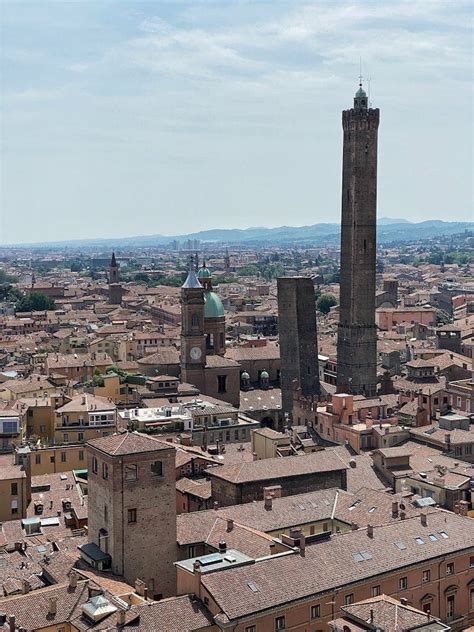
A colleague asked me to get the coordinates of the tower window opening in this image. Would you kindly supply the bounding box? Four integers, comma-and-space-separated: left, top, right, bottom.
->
364, 240, 367, 251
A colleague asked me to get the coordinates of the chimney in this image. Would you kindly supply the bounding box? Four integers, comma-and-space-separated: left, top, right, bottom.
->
459, 500, 469, 516
400, 597, 408, 605
367, 524, 374, 538
453, 503, 460, 514
299, 534, 306, 557
226, 519, 234, 532
0, 614, 5, 627
264, 495, 273, 511
400, 511, 406, 520
420, 513, 427, 527
21, 579, 30, 594
48, 597, 57, 616
392, 500, 399, 518
117, 610, 126, 627
69, 571, 77, 589
445, 433, 451, 450
351, 522, 359, 531
252, 452, 258, 461
370, 608, 374, 623
349, 458, 356, 468
8, 615, 15, 632
218, 540, 227, 554
193, 560, 201, 574
213, 501, 218, 511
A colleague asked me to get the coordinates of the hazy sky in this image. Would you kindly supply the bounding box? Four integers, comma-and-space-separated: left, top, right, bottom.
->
1, 0, 472, 245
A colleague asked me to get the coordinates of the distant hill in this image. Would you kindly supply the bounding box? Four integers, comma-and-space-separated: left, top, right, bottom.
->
3, 219, 472, 249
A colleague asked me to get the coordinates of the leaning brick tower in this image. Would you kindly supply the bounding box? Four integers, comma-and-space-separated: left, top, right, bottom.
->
336, 84, 379, 397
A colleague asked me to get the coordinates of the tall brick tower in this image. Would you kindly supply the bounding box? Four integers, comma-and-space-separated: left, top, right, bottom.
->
336, 84, 379, 397
108, 252, 123, 305
278, 277, 320, 418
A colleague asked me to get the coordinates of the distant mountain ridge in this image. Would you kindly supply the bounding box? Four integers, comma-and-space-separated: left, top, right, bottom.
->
3, 218, 472, 249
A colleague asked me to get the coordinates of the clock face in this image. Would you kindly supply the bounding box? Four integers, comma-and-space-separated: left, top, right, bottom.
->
190, 346, 202, 360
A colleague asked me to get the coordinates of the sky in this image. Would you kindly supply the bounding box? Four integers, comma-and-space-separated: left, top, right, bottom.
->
1, 0, 472, 245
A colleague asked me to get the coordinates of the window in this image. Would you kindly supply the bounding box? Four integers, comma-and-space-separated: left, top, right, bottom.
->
92, 457, 98, 474
125, 465, 138, 481
217, 375, 227, 393
128, 508, 137, 523
61, 452, 66, 463
399, 577, 408, 590
470, 556, 474, 568
102, 462, 109, 479
104, 505, 108, 522
11, 500, 18, 514
79, 450, 84, 461
372, 585, 381, 597
63, 433, 69, 443
311, 604, 320, 619
35, 454, 41, 464
470, 588, 474, 612
245, 627, 256, 632
40, 425, 46, 433
274, 616, 285, 631
11, 483, 18, 496
422, 569, 431, 583
78, 432, 84, 442
447, 594, 455, 620
345, 594, 354, 605
188, 545, 195, 558
151, 460, 163, 477
191, 314, 200, 327
422, 602, 432, 614
446, 562, 454, 575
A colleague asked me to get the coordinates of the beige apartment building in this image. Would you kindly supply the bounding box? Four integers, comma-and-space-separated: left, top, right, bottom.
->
0, 453, 28, 522
54, 394, 117, 444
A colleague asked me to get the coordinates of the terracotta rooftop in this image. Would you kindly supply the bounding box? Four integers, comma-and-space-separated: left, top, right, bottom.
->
87, 431, 174, 456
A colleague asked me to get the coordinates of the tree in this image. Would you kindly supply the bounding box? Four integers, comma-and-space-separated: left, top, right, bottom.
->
0, 270, 18, 284
316, 293, 337, 314
0, 285, 22, 302
16, 292, 56, 312
435, 309, 451, 326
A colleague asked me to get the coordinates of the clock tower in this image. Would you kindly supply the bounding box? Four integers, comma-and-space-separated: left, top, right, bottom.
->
180, 261, 207, 391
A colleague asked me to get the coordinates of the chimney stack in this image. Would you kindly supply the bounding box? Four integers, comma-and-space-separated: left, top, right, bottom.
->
459, 500, 469, 516
351, 522, 359, 531
193, 560, 201, 574
299, 534, 306, 557
69, 571, 77, 589
218, 540, 227, 554
8, 616, 15, 632
48, 597, 57, 616
420, 513, 427, 527
391, 500, 399, 518
117, 610, 126, 627
21, 580, 30, 594
367, 524, 374, 538
226, 519, 234, 532
213, 501, 218, 511
264, 495, 273, 511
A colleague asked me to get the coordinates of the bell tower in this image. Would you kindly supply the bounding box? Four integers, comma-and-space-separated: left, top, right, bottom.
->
336, 83, 379, 397
108, 252, 123, 305
180, 260, 207, 391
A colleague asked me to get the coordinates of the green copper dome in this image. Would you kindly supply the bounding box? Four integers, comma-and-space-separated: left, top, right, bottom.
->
197, 266, 211, 279
204, 291, 224, 318
241, 371, 250, 380
260, 370, 269, 379
355, 86, 367, 98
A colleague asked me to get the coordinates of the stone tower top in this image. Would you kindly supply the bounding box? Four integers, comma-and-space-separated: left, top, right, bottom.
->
354, 83, 368, 110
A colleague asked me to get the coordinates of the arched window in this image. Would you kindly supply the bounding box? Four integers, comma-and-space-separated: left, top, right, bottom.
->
191, 314, 199, 327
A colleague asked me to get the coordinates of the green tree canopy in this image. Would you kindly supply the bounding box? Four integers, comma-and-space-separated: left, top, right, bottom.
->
16, 292, 56, 313
316, 293, 337, 314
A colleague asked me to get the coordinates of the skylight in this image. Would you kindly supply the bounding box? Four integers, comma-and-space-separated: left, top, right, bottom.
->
368, 506, 377, 513
428, 534, 438, 541
439, 531, 449, 539
352, 551, 373, 562
247, 581, 259, 593
415, 537, 425, 545
394, 542, 407, 550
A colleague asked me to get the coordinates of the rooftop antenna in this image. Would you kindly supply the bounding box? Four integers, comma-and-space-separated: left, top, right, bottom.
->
367, 77, 372, 107
359, 57, 363, 88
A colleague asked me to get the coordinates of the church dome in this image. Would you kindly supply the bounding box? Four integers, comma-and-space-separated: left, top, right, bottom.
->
204, 291, 224, 318
355, 86, 367, 98
260, 370, 269, 379
241, 371, 250, 380
197, 265, 211, 279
